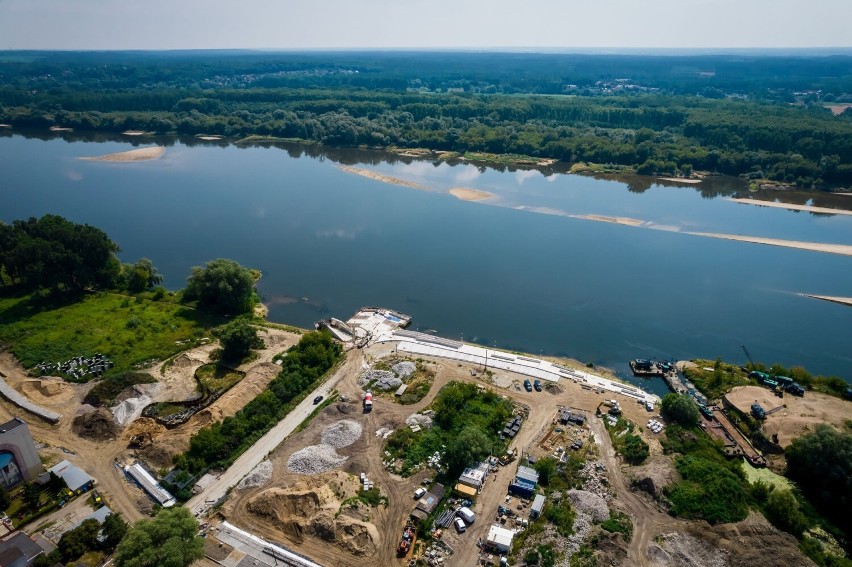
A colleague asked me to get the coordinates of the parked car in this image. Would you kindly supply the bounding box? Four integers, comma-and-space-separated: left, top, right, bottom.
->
313, 395, 324, 405
454, 517, 466, 533
533, 379, 542, 391
414, 488, 426, 499
523, 379, 533, 392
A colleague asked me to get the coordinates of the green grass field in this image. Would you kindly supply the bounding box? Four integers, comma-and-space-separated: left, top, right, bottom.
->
0, 290, 222, 377
196, 363, 245, 395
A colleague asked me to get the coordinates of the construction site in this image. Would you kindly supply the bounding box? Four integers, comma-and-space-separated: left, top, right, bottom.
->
0, 306, 839, 567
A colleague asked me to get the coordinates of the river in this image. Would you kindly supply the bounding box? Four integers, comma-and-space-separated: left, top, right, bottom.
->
1, 131, 850, 391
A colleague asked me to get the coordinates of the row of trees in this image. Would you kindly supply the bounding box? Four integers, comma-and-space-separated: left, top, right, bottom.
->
0, 215, 164, 295
172, 330, 341, 482
2, 86, 851, 187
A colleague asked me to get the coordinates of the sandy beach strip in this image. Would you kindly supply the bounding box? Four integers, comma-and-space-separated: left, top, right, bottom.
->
449, 187, 495, 201
728, 198, 852, 216
79, 146, 165, 162
689, 232, 852, 257
337, 165, 428, 190
0, 124, 10, 128
572, 213, 646, 227
49, 126, 73, 132
196, 135, 223, 141
122, 130, 147, 136
657, 177, 702, 184
799, 294, 852, 307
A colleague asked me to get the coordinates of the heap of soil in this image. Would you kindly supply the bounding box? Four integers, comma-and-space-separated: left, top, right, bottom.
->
72, 407, 119, 441
245, 472, 379, 557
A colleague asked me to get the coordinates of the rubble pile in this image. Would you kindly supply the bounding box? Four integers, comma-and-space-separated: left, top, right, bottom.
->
391, 361, 417, 379
567, 489, 609, 523
358, 369, 399, 389
405, 413, 433, 429
579, 460, 611, 500
287, 444, 348, 475
37, 353, 114, 380
237, 460, 273, 489
321, 420, 363, 448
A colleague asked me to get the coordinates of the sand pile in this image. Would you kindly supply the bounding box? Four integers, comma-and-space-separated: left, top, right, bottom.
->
238, 460, 273, 490
320, 420, 362, 448
20, 378, 75, 404
649, 532, 729, 567
111, 394, 152, 426
72, 407, 119, 441
288, 445, 348, 475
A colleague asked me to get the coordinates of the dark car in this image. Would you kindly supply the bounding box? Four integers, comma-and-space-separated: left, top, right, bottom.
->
313, 395, 324, 405
523, 379, 533, 392
533, 379, 542, 391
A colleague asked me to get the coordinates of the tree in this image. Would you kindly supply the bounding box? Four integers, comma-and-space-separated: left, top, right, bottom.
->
58, 518, 100, 562
123, 258, 163, 293
0, 485, 9, 512
622, 434, 649, 465
785, 425, 852, 535
113, 507, 204, 567
764, 490, 808, 536
22, 482, 41, 509
533, 457, 557, 487
660, 393, 700, 427
444, 426, 492, 477
102, 512, 129, 549
217, 317, 263, 361
184, 258, 254, 315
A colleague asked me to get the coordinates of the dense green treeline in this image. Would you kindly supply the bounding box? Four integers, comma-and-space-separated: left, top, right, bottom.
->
171, 331, 341, 484
2, 51, 851, 187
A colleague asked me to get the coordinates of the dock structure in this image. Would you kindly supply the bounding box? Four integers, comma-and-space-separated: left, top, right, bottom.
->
712, 410, 766, 467
373, 328, 658, 405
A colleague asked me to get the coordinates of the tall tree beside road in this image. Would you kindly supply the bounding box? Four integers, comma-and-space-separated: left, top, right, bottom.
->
183, 258, 255, 315
113, 507, 204, 567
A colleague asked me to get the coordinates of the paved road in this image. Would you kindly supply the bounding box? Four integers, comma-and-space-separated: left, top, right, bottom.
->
187, 351, 361, 516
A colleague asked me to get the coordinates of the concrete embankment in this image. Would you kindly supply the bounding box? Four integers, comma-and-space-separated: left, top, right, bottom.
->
0, 375, 61, 423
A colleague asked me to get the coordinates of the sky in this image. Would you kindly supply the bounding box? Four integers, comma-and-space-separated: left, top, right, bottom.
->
0, 0, 849, 51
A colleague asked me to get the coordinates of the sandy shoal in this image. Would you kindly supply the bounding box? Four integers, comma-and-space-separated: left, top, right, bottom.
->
337, 165, 428, 190
449, 187, 495, 201
799, 294, 852, 307
197, 135, 223, 141
657, 177, 702, 184
79, 146, 165, 162
572, 214, 645, 227
689, 232, 852, 257
728, 198, 852, 216
122, 130, 147, 136
0, 124, 10, 128
49, 126, 73, 132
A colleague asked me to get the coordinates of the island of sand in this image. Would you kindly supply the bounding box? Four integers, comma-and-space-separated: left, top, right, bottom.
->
799, 294, 852, 308
337, 165, 428, 190
449, 187, 495, 201
728, 198, 852, 216
79, 146, 165, 162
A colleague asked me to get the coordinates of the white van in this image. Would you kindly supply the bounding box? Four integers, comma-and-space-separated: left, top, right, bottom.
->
454, 517, 466, 533
457, 506, 476, 524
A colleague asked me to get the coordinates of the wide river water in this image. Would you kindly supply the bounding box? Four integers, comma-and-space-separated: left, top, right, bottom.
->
2, 132, 851, 392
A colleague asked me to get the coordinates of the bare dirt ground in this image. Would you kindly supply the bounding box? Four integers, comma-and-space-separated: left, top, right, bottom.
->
725, 385, 851, 447
0, 327, 301, 525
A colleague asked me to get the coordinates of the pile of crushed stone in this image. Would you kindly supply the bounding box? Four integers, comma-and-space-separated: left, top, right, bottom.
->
392, 361, 417, 379
238, 460, 273, 489
287, 444, 348, 475
320, 420, 362, 448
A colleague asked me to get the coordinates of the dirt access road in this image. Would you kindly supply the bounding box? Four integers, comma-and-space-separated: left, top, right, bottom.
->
187, 350, 365, 516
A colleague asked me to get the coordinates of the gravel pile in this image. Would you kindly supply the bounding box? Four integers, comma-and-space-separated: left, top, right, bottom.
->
320, 420, 363, 448
580, 460, 611, 500
567, 489, 610, 522
406, 413, 433, 429
287, 444, 348, 475
392, 361, 417, 379
238, 460, 273, 489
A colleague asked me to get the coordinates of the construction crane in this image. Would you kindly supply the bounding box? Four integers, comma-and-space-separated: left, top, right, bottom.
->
741, 345, 756, 369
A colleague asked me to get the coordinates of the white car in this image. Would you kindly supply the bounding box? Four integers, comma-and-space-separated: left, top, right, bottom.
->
414, 488, 426, 499
454, 517, 466, 533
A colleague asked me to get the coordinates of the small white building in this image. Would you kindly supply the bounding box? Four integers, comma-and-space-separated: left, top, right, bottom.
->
124, 463, 176, 507
486, 525, 514, 552
531, 494, 545, 519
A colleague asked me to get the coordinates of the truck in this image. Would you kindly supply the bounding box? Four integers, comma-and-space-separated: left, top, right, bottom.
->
363, 391, 373, 412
